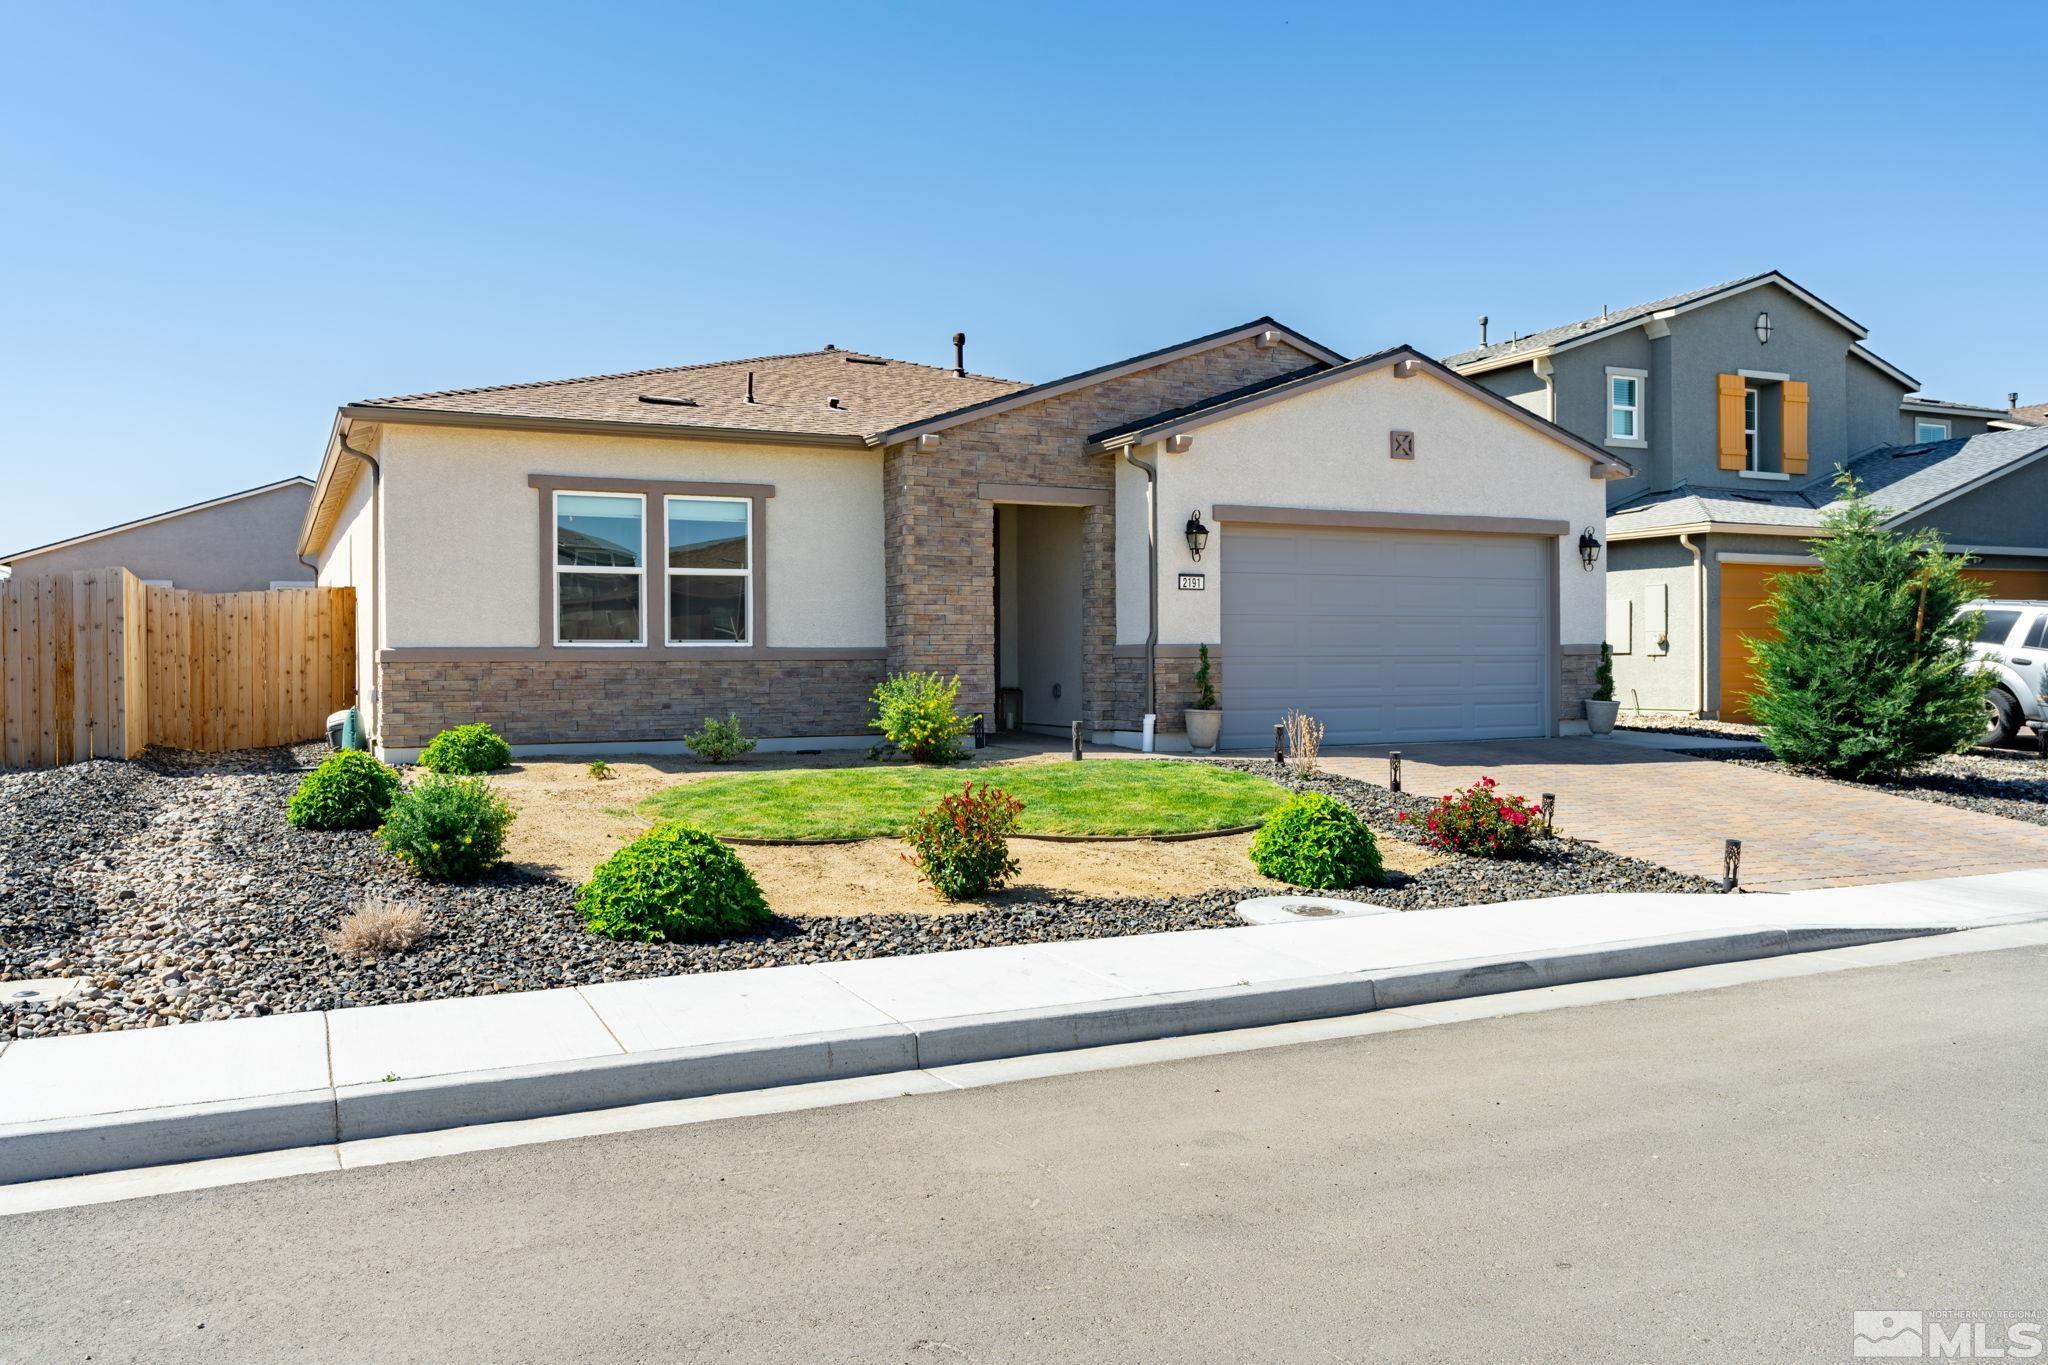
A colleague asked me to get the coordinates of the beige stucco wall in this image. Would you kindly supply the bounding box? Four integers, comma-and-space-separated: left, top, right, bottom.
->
373, 424, 885, 649
316, 464, 379, 733
1117, 365, 1612, 648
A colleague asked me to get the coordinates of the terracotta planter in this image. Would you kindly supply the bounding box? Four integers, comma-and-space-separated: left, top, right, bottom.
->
1184, 708, 1222, 754
1584, 699, 1620, 735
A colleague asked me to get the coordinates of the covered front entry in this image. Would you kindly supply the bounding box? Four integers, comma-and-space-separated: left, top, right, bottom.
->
1219, 525, 1552, 748
1718, 561, 2048, 720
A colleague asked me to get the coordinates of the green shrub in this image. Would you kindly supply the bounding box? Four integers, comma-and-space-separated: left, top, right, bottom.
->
587, 759, 614, 781
578, 822, 770, 942
903, 781, 1023, 900
1592, 642, 1616, 703
1751, 473, 1991, 780
378, 774, 514, 880
287, 750, 402, 831
685, 712, 757, 764
1193, 644, 1218, 710
1251, 793, 1382, 888
1397, 777, 1542, 858
870, 671, 974, 763
418, 723, 513, 775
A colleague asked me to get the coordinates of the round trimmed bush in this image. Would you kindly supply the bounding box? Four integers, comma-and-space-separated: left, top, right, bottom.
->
578, 822, 770, 942
377, 774, 514, 880
287, 750, 402, 831
1249, 793, 1383, 889
418, 723, 513, 775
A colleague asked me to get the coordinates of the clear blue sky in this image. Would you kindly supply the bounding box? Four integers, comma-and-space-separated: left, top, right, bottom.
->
3, 1, 2042, 557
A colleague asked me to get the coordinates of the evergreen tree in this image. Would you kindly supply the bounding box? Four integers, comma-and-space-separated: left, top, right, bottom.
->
1750, 473, 1990, 780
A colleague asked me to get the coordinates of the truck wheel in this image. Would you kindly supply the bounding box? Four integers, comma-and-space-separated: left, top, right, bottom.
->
1981, 689, 2021, 747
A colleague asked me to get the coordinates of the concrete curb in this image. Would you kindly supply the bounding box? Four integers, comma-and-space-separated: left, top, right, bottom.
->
0, 920, 1962, 1185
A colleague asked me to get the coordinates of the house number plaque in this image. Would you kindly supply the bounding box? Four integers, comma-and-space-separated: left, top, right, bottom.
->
1177, 573, 1205, 591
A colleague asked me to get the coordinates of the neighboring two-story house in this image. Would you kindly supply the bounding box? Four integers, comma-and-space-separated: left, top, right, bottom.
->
1445, 272, 2048, 720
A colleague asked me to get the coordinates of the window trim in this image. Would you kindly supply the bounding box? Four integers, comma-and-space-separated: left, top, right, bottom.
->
528, 474, 774, 657
1744, 387, 1762, 471
552, 489, 647, 648
664, 493, 754, 647
1915, 418, 1952, 443
1604, 367, 1648, 449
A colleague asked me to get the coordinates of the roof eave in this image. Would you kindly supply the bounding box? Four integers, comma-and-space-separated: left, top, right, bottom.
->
337, 404, 872, 449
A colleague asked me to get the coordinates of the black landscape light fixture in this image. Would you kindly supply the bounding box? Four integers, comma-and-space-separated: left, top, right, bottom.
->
1185, 510, 1210, 562
1755, 310, 1773, 344
1578, 527, 1603, 571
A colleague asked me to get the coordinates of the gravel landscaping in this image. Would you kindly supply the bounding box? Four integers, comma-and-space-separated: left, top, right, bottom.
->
1678, 747, 2048, 828
3, 747, 1715, 1039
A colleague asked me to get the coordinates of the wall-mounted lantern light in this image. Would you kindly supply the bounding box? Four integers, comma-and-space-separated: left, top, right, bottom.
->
1755, 311, 1773, 344
1577, 527, 1603, 570
1185, 511, 1210, 562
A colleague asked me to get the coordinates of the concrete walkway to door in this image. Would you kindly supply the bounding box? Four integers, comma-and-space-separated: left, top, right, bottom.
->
1319, 738, 2048, 892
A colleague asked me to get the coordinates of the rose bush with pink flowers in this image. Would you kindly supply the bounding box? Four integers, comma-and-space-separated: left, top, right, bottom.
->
1397, 776, 1544, 858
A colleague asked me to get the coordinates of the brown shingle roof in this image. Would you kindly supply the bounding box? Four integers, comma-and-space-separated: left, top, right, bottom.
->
2009, 401, 2048, 427
355, 348, 1029, 441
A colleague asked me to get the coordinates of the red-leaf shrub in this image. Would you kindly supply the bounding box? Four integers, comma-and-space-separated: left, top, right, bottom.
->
1397, 776, 1544, 858
903, 780, 1023, 900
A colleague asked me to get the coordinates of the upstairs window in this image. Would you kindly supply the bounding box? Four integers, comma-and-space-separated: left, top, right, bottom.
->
1605, 368, 1646, 447
1915, 418, 1951, 443
1744, 388, 1762, 469
666, 496, 751, 644
554, 492, 645, 645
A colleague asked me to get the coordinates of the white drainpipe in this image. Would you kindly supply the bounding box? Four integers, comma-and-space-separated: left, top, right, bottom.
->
1123, 444, 1159, 746
1679, 531, 1706, 716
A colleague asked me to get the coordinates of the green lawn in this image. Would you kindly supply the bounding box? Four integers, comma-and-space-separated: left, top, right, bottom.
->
638, 759, 1291, 840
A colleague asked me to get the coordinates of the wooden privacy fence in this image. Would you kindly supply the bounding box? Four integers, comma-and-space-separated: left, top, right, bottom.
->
0, 568, 355, 770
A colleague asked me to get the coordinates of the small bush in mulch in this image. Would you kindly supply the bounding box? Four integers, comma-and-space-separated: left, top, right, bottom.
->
326, 896, 429, 959
904, 780, 1024, 901
684, 712, 758, 764
1249, 792, 1382, 889
286, 750, 403, 831
870, 671, 974, 763
1399, 776, 1542, 858
378, 774, 514, 880
418, 722, 513, 775
579, 822, 771, 942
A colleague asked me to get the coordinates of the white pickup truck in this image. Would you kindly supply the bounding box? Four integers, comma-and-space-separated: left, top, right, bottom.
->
1968, 599, 2048, 746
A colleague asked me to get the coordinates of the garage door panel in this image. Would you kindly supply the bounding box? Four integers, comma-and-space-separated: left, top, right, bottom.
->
1219, 526, 1551, 749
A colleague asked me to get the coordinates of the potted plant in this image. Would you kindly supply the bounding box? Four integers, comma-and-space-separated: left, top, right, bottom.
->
1184, 644, 1222, 753
1585, 642, 1620, 735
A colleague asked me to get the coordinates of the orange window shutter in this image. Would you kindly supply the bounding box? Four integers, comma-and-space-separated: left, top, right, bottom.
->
1716, 374, 1747, 469
1781, 380, 1810, 475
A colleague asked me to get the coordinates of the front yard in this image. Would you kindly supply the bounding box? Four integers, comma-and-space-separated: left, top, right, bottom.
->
2, 744, 1712, 1040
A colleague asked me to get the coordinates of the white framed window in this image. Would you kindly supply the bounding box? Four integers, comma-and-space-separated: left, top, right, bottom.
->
1915, 418, 1951, 443
665, 495, 751, 645
1744, 388, 1762, 470
553, 491, 645, 645
1605, 368, 1646, 447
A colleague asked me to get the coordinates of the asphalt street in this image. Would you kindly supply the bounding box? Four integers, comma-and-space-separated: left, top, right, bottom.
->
4, 945, 2043, 1363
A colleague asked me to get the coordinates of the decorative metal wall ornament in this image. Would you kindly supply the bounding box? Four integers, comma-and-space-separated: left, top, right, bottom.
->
1389, 430, 1416, 460
1755, 311, 1773, 344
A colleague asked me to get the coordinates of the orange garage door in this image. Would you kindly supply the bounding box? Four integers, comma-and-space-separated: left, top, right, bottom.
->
1719, 562, 2048, 722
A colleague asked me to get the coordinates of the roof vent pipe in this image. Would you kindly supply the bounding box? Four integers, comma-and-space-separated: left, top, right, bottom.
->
1478, 315, 1489, 346
952, 331, 966, 377
746, 371, 756, 404
2013, 392, 2022, 411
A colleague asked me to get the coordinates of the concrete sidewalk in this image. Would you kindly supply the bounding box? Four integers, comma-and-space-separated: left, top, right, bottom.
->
4, 869, 2045, 1184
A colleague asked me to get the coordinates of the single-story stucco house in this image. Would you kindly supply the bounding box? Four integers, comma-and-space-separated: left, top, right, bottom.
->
299, 320, 1630, 760
0, 477, 315, 593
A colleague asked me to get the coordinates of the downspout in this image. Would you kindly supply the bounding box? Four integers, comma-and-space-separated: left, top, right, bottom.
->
1678, 532, 1705, 716
1123, 444, 1158, 734
338, 428, 383, 734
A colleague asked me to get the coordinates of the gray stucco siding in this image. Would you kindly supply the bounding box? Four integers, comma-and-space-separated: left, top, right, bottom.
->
1893, 453, 2048, 548
1470, 362, 1549, 416
1898, 412, 2002, 445
1550, 328, 1657, 505
1, 482, 314, 592
1845, 357, 1910, 455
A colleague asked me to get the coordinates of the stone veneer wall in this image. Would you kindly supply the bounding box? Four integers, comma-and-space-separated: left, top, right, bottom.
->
377, 657, 885, 750
1109, 649, 1217, 733
1559, 650, 1601, 724
885, 336, 1318, 736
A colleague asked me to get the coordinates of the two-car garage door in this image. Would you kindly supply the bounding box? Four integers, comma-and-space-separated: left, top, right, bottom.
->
1219, 526, 1552, 749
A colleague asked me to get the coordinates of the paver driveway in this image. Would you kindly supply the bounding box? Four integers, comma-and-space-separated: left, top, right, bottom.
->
1320, 738, 2048, 891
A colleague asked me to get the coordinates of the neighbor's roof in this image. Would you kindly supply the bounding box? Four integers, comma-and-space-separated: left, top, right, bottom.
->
1902, 396, 2013, 418
1442, 272, 1900, 379
0, 476, 313, 565
2006, 401, 2048, 427
1607, 425, 2048, 536
347, 348, 1030, 443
